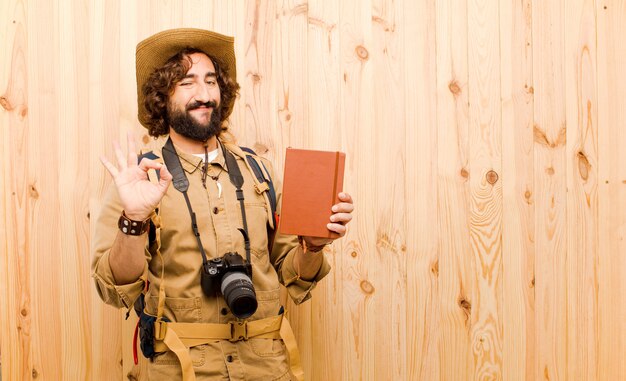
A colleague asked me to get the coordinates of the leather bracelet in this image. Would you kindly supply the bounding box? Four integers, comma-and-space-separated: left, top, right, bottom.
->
118, 211, 151, 236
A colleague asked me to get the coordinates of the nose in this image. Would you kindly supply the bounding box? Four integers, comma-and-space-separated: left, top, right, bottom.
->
194, 82, 212, 103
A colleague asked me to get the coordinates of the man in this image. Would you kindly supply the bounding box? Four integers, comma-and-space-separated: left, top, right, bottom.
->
91, 28, 354, 381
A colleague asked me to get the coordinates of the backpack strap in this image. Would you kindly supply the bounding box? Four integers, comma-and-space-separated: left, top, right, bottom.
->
239, 147, 278, 229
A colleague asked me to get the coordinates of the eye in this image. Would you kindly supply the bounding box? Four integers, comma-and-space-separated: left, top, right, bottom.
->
179, 82, 192, 87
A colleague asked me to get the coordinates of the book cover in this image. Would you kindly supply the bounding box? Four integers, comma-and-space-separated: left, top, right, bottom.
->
279, 148, 346, 239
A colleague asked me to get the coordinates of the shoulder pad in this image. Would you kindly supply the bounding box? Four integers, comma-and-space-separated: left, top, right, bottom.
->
138, 151, 160, 163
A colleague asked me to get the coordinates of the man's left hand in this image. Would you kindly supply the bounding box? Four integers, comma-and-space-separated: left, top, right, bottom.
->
303, 192, 354, 248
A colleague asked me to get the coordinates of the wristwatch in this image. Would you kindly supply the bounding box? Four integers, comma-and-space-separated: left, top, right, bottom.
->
118, 211, 151, 236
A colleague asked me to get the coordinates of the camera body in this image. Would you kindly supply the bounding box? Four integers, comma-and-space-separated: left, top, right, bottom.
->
202, 252, 258, 319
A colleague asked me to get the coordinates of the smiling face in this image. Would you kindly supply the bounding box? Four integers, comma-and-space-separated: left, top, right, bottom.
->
167, 52, 223, 142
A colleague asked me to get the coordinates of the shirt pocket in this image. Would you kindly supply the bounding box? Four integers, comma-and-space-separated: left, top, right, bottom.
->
243, 201, 269, 259
248, 287, 285, 358
146, 296, 207, 366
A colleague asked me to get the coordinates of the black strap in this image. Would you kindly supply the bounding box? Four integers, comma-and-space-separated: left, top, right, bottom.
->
222, 143, 252, 265
162, 138, 210, 265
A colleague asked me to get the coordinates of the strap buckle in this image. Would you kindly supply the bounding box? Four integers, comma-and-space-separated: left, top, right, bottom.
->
229, 321, 248, 342
254, 182, 269, 194
154, 320, 167, 341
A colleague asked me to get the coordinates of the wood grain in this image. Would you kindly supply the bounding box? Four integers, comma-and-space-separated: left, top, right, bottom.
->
1, 0, 31, 379
436, 0, 474, 380
0, 1, 625, 380
307, 0, 344, 380
533, 0, 569, 379
597, 1, 626, 380
565, 1, 599, 380
370, 0, 407, 379
339, 0, 375, 379
500, 0, 535, 380
467, 0, 504, 379
405, 0, 439, 380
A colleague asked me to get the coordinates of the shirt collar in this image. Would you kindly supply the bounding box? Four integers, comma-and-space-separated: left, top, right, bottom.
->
164, 137, 227, 175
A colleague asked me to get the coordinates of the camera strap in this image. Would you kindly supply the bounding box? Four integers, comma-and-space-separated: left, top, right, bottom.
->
162, 137, 252, 267
221, 141, 253, 266
162, 138, 210, 266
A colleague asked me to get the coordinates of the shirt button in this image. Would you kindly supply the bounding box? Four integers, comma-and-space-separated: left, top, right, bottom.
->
213, 207, 219, 214
226, 355, 233, 362
220, 308, 228, 315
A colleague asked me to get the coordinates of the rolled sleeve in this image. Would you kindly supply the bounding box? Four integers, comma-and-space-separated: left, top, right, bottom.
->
92, 249, 147, 309
279, 246, 331, 305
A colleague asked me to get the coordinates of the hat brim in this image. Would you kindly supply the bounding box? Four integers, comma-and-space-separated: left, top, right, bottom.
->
135, 28, 236, 129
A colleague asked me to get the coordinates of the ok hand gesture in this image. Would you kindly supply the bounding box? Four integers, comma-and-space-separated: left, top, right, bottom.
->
100, 133, 172, 220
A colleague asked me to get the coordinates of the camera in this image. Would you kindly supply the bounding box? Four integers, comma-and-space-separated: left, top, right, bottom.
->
201, 252, 257, 319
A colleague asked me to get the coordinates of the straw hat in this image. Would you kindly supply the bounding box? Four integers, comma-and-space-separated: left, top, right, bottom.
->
135, 28, 237, 129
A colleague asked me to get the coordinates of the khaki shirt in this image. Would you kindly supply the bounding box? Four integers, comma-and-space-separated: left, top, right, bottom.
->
91, 138, 330, 380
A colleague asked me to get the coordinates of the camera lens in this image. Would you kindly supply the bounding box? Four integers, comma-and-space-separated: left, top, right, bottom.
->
221, 272, 258, 319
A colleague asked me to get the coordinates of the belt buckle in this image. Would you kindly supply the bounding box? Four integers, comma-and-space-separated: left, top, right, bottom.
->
229, 321, 248, 342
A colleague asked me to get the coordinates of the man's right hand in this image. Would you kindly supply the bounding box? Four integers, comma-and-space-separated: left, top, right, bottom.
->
100, 132, 172, 220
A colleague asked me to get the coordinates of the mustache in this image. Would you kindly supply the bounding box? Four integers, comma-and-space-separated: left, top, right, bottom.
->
186, 100, 218, 111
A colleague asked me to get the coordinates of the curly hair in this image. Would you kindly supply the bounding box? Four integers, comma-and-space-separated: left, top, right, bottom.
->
141, 47, 240, 137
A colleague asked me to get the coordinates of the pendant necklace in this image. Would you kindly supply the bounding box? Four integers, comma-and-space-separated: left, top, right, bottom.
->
202, 144, 224, 198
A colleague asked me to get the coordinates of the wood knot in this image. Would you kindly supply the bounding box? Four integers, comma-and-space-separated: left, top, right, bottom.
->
278, 108, 292, 125
431, 260, 439, 276
530, 277, 535, 288
360, 280, 375, 295
0, 96, 14, 111
524, 190, 532, 203
577, 151, 590, 181
527, 86, 534, 94
251, 73, 262, 83
350, 251, 358, 258
29, 184, 39, 199
252, 143, 269, 154
32, 369, 39, 378
448, 80, 461, 96
545, 166, 555, 176
486, 170, 499, 184
21, 308, 28, 316
459, 298, 471, 312
355, 45, 369, 60
460, 168, 469, 179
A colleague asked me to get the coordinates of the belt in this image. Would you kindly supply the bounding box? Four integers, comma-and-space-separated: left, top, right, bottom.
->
153, 314, 303, 381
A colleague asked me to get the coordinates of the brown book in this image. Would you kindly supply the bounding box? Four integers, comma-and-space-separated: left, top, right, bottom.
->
279, 148, 346, 238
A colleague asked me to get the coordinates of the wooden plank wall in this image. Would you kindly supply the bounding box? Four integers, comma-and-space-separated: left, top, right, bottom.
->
1, 0, 625, 380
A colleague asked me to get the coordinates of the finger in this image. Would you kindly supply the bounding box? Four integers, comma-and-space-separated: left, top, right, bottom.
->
337, 192, 353, 203
138, 158, 165, 171
126, 131, 138, 167
113, 140, 127, 169
332, 202, 355, 213
329, 212, 353, 225
158, 163, 173, 182
326, 222, 347, 236
100, 156, 119, 177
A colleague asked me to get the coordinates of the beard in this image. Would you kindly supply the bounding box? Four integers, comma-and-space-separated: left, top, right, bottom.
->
167, 100, 223, 142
